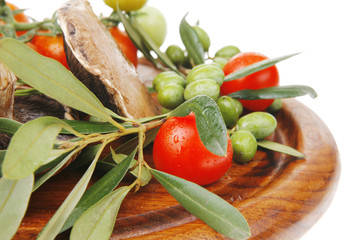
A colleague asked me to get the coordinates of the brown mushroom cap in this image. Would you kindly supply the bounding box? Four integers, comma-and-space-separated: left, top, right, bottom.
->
57, 0, 160, 119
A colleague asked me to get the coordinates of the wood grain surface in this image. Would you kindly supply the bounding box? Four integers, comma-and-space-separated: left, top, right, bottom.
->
13, 99, 340, 240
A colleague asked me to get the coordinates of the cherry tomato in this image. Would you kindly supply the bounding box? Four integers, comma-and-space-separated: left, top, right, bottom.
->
153, 113, 233, 186
104, 0, 147, 12
220, 52, 279, 111
109, 27, 138, 67
30, 32, 69, 69
0, 3, 28, 36
2, 2, 28, 23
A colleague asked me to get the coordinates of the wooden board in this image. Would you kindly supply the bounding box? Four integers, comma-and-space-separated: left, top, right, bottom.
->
13, 99, 341, 240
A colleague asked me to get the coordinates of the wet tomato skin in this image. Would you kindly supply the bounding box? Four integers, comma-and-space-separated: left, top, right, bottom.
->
31, 32, 69, 69
220, 52, 279, 111
153, 113, 233, 186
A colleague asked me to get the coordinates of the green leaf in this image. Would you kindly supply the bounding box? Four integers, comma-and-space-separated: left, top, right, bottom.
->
0, 118, 22, 135
60, 148, 136, 233
224, 52, 300, 82
130, 165, 152, 186
117, 11, 159, 68
14, 88, 41, 96
228, 85, 317, 100
37, 150, 100, 240
1, 117, 70, 179
70, 186, 130, 240
67, 144, 101, 170
33, 150, 78, 192
257, 140, 305, 158
170, 95, 227, 156
151, 169, 251, 240
61, 120, 119, 135
180, 14, 205, 65
0, 38, 116, 125
0, 174, 34, 240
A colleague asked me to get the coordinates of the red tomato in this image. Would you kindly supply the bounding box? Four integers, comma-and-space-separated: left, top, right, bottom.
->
153, 113, 233, 186
31, 32, 69, 69
109, 27, 138, 67
0, 3, 29, 36
220, 52, 279, 111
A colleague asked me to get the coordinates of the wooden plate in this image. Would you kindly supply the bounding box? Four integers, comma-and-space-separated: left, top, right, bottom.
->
13, 99, 341, 240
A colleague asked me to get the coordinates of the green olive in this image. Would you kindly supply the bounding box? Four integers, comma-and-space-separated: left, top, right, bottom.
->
166, 45, 185, 65
157, 84, 185, 109
236, 112, 277, 140
184, 79, 220, 101
212, 57, 228, 69
186, 64, 224, 86
215, 45, 241, 59
232, 98, 243, 117
216, 96, 240, 129
266, 99, 282, 113
152, 71, 186, 92
231, 130, 257, 163
192, 25, 210, 51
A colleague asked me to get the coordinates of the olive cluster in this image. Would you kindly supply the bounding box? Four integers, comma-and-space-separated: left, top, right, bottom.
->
231, 112, 277, 163
154, 25, 281, 164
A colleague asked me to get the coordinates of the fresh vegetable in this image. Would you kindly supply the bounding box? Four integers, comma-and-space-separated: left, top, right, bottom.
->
30, 31, 69, 69
192, 25, 210, 52
236, 112, 277, 140
221, 52, 280, 111
215, 45, 241, 59
104, 0, 148, 12
231, 130, 257, 163
186, 63, 224, 86
217, 96, 243, 129
165, 44, 185, 65
109, 26, 138, 67
133, 6, 167, 47
152, 113, 233, 186
184, 78, 220, 101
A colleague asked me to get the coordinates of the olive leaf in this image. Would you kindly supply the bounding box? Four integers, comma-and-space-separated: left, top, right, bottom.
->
257, 140, 305, 158
61, 120, 119, 135
228, 85, 317, 100
170, 95, 227, 156
180, 14, 205, 65
117, 11, 160, 68
60, 148, 136, 233
130, 165, 152, 186
0, 174, 34, 240
37, 149, 101, 240
1, 117, 72, 180
33, 150, 79, 192
0, 118, 22, 135
151, 169, 251, 240
0, 38, 117, 126
224, 52, 300, 82
14, 88, 41, 96
70, 186, 130, 240
67, 144, 102, 170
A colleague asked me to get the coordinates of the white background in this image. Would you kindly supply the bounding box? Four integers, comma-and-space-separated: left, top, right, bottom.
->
9, 0, 360, 239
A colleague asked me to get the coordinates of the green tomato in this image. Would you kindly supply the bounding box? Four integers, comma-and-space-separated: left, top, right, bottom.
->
152, 71, 186, 92
186, 63, 224, 86
216, 96, 240, 129
231, 130, 257, 163
215, 45, 241, 59
157, 84, 185, 109
166, 45, 185, 65
104, 0, 148, 11
184, 79, 220, 101
192, 25, 210, 52
236, 112, 277, 140
134, 6, 167, 47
